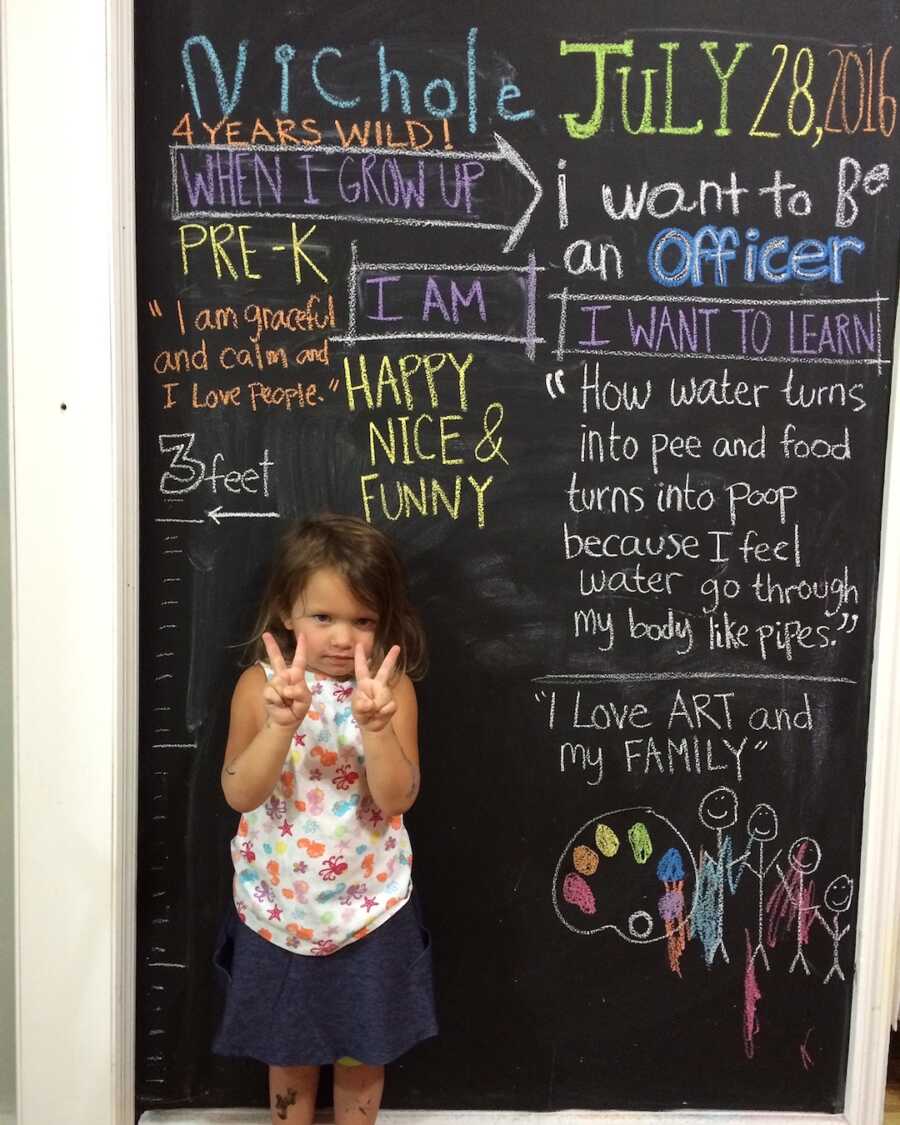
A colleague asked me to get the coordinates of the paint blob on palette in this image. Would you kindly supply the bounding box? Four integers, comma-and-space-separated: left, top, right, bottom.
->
552, 807, 698, 944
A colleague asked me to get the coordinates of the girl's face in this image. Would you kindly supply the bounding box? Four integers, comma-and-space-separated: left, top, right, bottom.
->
282, 567, 378, 679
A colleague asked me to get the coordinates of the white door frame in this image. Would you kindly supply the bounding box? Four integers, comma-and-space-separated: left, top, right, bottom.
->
5, 2, 900, 1123
4, 0, 138, 1121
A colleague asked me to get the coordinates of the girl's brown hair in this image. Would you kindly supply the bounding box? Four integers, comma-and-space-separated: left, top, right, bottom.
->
247, 515, 427, 680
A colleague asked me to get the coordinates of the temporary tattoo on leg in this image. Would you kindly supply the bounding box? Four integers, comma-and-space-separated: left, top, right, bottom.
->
273, 1088, 297, 1120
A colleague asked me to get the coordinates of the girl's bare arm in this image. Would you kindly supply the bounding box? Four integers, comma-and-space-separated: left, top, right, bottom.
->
220, 666, 295, 812
358, 673, 421, 818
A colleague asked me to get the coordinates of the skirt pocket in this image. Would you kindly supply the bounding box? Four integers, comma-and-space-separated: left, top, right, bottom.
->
406, 920, 432, 974
212, 915, 236, 985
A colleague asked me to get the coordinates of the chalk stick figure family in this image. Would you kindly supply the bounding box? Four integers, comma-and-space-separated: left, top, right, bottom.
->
555, 789, 852, 985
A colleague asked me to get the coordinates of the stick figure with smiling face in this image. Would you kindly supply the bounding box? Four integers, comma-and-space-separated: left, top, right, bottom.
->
774, 836, 822, 976
694, 787, 741, 966
816, 875, 855, 983
734, 803, 782, 971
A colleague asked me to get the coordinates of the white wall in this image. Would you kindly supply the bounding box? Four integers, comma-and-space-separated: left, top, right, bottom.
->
0, 37, 14, 1123
4, 0, 137, 1122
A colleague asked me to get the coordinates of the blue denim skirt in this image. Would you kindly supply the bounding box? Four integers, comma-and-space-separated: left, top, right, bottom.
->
212, 892, 438, 1067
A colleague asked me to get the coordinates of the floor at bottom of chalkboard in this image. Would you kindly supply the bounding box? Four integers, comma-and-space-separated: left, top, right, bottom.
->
885, 1055, 900, 1124
138, 1116, 868, 1125
136, 1084, 900, 1125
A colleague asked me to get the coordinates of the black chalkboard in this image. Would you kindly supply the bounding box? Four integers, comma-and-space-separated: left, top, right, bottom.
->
135, 1, 900, 1115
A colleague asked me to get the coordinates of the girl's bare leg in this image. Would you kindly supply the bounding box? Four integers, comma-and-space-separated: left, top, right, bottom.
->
269, 1064, 319, 1125
333, 1060, 385, 1125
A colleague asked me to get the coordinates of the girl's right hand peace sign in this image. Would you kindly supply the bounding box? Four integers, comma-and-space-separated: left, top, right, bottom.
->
261, 631, 312, 730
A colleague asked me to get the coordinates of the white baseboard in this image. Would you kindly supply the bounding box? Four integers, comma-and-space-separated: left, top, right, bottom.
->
137, 1109, 847, 1124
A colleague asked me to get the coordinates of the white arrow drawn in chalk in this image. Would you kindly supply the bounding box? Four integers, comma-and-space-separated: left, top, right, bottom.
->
171, 132, 543, 253
207, 507, 280, 525
492, 134, 543, 253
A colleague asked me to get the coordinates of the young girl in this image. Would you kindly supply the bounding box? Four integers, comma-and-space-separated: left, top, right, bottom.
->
213, 515, 437, 1124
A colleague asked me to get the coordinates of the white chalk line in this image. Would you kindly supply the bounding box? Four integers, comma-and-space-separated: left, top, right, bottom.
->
533, 672, 856, 684
170, 141, 510, 162
525, 252, 539, 362
548, 292, 888, 306
172, 208, 511, 231
556, 348, 886, 366
170, 132, 541, 252
355, 259, 544, 273
346, 241, 359, 341
334, 331, 545, 345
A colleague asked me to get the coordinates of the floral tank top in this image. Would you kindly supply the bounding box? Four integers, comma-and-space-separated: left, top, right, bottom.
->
230, 665, 413, 955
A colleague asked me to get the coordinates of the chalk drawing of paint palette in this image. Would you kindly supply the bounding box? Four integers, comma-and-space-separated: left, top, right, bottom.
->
552, 807, 697, 944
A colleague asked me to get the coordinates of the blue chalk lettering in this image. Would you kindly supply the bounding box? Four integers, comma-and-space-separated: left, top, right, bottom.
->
378, 44, 411, 114
647, 228, 693, 287
274, 44, 296, 114
692, 225, 739, 286
423, 78, 458, 118
758, 235, 790, 283
497, 83, 534, 121
181, 35, 248, 119
312, 47, 360, 109
648, 225, 863, 287
467, 27, 478, 134
827, 236, 865, 283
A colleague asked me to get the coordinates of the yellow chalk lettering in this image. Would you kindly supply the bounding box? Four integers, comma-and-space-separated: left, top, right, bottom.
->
368, 419, 397, 466
238, 225, 261, 279
439, 415, 464, 465
397, 354, 421, 411
430, 476, 462, 520
467, 475, 494, 529
343, 355, 374, 411
413, 414, 435, 461
360, 473, 379, 522
359, 473, 490, 528
379, 480, 405, 521
447, 353, 473, 411
397, 416, 413, 464
421, 353, 447, 407
401, 478, 429, 517
376, 356, 402, 408
289, 222, 329, 286
209, 224, 239, 280
179, 223, 208, 275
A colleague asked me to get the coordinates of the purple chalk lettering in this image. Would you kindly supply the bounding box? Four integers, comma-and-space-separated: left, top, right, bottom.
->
577, 304, 611, 348
365, 276, 402, 321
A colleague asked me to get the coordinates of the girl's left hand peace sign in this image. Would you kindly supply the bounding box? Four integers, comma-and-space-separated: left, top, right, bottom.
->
352, 643, 401, 732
